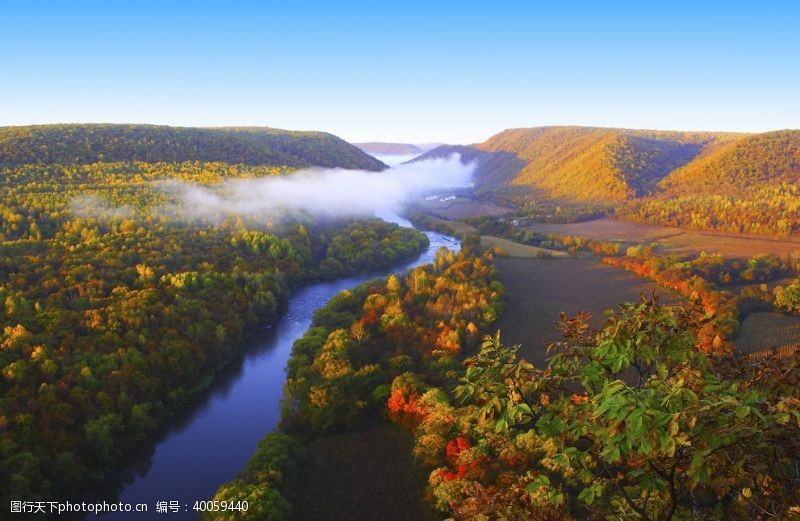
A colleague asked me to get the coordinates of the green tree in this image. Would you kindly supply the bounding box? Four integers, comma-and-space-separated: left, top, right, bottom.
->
447, 298, 800, 519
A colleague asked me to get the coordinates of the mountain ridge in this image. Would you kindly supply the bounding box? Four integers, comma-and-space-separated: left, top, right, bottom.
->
354, 142, 445, 156
0, 124, 388, 171
412, 126, 800, 203
354, 142, 425, 156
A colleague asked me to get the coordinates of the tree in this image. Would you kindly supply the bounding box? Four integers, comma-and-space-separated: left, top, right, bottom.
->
441, 298, 800, 519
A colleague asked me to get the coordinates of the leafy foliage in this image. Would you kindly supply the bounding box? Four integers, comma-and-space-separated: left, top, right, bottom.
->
210, 246, 502, 516
204, 433, 304, 521
657, 130, 800, 197
402, 298, 800, 519
282, 248, 503, 434
619, 130, 800, 235
622, 183, 800, 236
0, 155, 425, 505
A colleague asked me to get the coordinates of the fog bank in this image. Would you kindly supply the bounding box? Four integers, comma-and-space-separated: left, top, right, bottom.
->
163, 154, 473, 221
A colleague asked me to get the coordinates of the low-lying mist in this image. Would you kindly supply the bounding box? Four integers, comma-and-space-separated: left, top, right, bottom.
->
162, 154, 473, 221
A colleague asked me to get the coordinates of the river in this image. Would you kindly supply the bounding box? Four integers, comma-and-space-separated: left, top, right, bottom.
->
99, 217, 459, 519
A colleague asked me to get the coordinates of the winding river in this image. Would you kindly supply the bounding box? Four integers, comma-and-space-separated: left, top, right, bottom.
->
101, 216, 459, 519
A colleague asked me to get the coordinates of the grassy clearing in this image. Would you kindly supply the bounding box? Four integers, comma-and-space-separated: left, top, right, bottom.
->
493, 257, 681, 365
419, 215, 567, 258
418, 215, 478, 236
481, 235, 568, 258
293, 422, 437, 521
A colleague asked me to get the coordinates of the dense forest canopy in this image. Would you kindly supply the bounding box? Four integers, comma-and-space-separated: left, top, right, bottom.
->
0, 126, 425, 510
208, 245, 504, 518
209, 245, 800, 519
620, 130, 800, 234
0, 124, 387, 171
656, 130, 800, 197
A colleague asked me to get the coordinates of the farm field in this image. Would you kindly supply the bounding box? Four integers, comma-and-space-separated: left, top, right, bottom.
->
735, 311, 800, 354
526, 217, 800, 258
292, 422, 435, 521
493, 257, 680, 365
482, 235, 569, 258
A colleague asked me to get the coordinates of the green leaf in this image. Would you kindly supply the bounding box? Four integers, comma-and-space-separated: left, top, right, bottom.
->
526, 475, 551, 493
578, 486, 596, 505
495, 418, 508, 433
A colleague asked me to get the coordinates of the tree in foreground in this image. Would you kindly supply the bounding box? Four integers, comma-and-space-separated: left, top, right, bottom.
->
408, 297, 799, 519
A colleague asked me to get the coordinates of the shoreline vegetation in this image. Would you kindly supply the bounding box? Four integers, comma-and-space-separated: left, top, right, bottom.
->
1, 204, 430, 510
211, 215, 800, 519
0, 126, 430, 513
2, 124, 799, 519
207, 240, 504, 519
421, 212, 800, 354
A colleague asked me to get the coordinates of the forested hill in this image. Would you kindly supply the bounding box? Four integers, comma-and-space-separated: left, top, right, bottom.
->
656, 129, 800, 196
421, 125, 800, 235
414, 126, 753, 202
621, 129, 800, 235
0, 124, 387, 171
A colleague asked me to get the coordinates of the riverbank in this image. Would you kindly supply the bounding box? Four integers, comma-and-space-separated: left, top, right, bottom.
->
206, 236, 509, 520
99, 225, 441, 520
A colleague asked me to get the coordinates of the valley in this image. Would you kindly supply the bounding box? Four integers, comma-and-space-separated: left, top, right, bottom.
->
4, 3, 799, 519
1, 124, 799, 520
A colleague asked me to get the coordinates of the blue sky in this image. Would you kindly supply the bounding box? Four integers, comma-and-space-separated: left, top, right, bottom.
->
2, 1, 799, 143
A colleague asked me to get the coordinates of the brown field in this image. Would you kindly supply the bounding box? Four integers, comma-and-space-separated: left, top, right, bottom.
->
427, 216, 477, 235
735, 311, 800, 354
482, 235, 569, 258
526, 218, 800, 258
493, 257, 680, 365
293, 422, 436, 521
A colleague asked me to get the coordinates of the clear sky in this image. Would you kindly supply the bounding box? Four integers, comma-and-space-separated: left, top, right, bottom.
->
2, 0, 799, 143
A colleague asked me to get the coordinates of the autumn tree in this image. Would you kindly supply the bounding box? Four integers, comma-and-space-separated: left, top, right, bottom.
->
420, 298, 800, 519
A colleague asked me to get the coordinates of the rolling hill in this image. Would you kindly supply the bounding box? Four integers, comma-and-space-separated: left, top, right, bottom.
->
415, 126, 800, 235
622, 129, 800, 235
656, 129, 800, 196
0, 124, 387, 171
415, 126, 751, 202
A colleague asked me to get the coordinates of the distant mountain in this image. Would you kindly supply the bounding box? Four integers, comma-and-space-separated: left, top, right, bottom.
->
354, 142, 425, 156
414, 126, 751, 202
415, 143, 445, 152
354, 142, 444, 156
0, 124, 388, 171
